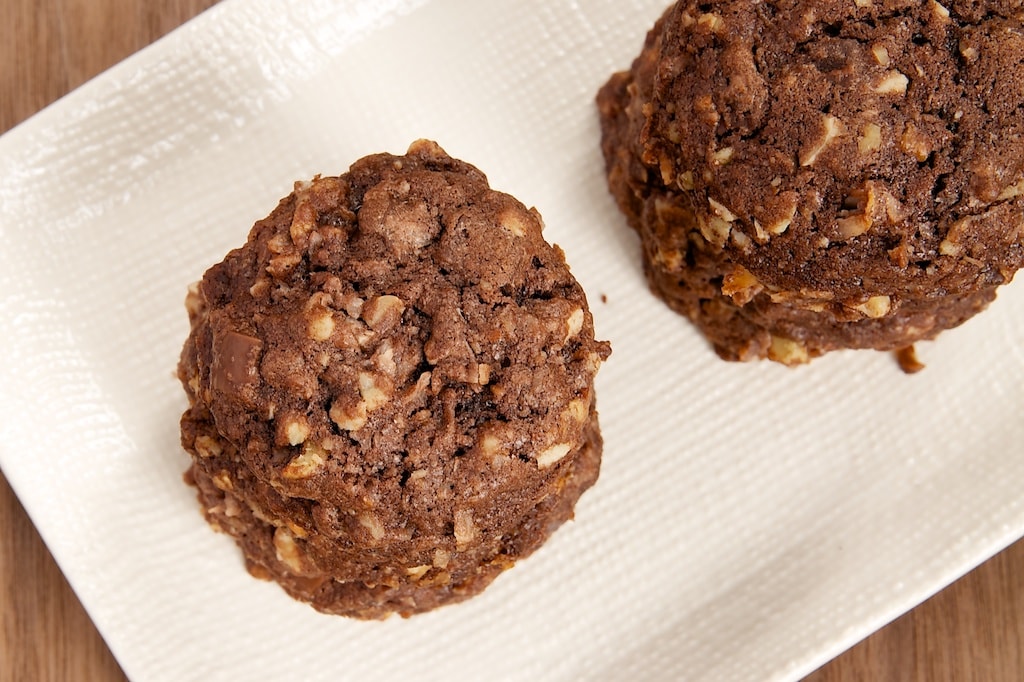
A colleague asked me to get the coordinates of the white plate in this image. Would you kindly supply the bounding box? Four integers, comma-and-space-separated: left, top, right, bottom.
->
2, 1, 1023, 680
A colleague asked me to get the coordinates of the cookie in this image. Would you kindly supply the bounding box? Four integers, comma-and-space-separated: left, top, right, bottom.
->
178, 140, 610, 618
598, 1, 1024, 364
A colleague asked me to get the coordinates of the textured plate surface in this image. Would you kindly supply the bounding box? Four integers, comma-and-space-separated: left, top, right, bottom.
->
2, 1, 1023, 680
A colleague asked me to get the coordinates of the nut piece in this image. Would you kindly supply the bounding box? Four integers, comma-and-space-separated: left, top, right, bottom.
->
266, 252, 302, 279
938, 239, 961, 257
711, 146, 734, 165
853, 295, 892, 318
358, 513, 386, 542
307, 310, 336, 341
837, 213, 872, 238
453, 509, 477, 549
475, 363, 491, 385
698, 213, 733, 247
266, 232, 292, 255
406, 565, 431, 580
708, 197, 738, 222
536, 443, 572, 469
565, 308, 585, 343
282, 417, 311, 446
564, 397, 590, 425
330, 399, 367, 431
939, 215, 978, 257
194, 435, 223, 459
362, 295, 405, 331
858, 123, 882, 153
373, 340, 397, 377
874, 70, 909, 94
837, 185, 877, 239
329, 373, 389, 432
900, 123, 932, 162
800, 115, 844, 167
730, 229, 752, 251
871, 44, 890, 67
479, 432, 503, 458
273, 527, 305, 573
358, 371, 389, 411
184, 282, 204, 318
655, 247, 683, 271
659, 155, 676, 185
697, 12, 725, 32
997, 178, 1024, 201
767, 201, 798, 236
289, 198, 316, 246
433, 548, 451, 569
285, 521, 308, 539
498, 207, 534, 237
212, 470, 233, 491
281, 443, 327, 479
721, 265, 764, 305
767, 336, 810, 366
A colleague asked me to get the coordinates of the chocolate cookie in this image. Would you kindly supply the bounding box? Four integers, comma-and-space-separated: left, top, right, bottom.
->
598, 1, 1024, 364
178, 140, 610, 618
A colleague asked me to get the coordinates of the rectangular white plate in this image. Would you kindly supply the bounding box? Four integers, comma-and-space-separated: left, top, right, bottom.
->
2, 1, 1023, 680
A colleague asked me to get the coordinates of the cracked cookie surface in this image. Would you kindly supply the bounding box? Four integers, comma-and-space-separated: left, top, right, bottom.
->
598, 0, 1024, 364
178, 140, 610, 618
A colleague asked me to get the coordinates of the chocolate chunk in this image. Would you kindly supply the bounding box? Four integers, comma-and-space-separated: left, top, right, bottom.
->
211, 330, 262, 398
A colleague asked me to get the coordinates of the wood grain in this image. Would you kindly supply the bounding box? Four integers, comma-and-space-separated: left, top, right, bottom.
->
1, 1, 1022, 680
804, 538, 1024, 681
1, 475, 128, 681
0, 4, 218, 680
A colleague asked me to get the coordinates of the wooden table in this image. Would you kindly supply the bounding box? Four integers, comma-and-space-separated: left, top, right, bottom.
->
2, 1, 1022, 679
